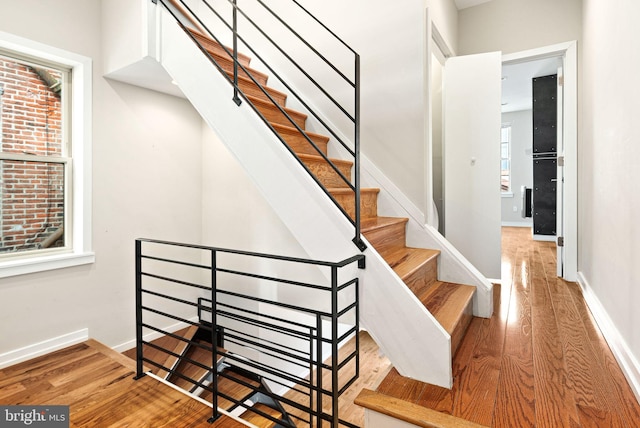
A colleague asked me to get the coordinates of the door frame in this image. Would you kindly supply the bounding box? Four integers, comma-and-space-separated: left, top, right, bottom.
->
503, 41, 578, 281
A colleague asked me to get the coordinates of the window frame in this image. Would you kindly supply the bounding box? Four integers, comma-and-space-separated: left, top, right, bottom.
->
0, 31, 94, 278
500, 123, 513, 197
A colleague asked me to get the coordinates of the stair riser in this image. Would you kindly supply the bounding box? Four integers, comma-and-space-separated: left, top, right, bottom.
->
404, 257, 439, 298
189, 32, 252, 67
363, 222, 407, 254
254, 101, 306, 129
331, 191, 378, 220
222, 65, 268, 86
190, 34, 269, 86
302, 158, 352, 189
279, 130, 328, 156
450, 298, 473, 357
235, 78, 286, 107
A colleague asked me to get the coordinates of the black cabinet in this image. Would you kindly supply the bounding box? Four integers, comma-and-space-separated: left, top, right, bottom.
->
532, 75, 557, 236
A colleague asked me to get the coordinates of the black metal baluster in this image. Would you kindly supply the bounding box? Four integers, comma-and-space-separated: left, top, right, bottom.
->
134, 239, 145, 380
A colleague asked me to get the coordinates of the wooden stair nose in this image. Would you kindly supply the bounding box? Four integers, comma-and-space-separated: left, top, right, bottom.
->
361, 216, 409, 233
419, 281, 475, 356
356, 389, 489, 428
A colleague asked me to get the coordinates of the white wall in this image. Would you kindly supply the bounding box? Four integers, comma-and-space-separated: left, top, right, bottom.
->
458, 0, 583, 56
0, 0, 204, 354
580, 0, 640, 386
501, 110, 533, 226
227, 0, 459, 218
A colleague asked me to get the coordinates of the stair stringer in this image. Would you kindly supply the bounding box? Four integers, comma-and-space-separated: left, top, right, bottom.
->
360, 159, 494, 318
359, 243, 453, 388
157, 9, 454, 388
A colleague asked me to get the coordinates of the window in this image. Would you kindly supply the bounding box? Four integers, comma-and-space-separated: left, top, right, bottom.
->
500, 124, 511, 193
0, 32, 93, 277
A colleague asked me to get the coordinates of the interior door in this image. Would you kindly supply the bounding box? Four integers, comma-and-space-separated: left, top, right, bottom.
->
443, 52, 502, 280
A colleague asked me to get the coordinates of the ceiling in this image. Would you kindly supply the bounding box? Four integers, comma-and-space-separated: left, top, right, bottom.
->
501, 57, 562, 113
454, 0, 494, 10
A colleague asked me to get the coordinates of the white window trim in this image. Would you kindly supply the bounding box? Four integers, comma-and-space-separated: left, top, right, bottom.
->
0, 31, 94, 278
500, 123, 512, 194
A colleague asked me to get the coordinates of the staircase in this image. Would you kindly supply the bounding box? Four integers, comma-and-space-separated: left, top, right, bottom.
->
154, 325, 297, 427
185, 28, 477, 364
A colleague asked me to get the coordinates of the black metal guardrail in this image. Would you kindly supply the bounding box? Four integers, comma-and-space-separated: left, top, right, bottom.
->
154, 0, 366, 251
134, 238, 363, 427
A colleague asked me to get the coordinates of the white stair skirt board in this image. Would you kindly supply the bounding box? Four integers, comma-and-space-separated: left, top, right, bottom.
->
0, 328, 89, 369
577, 272, 640, 403
157, 8, 453, 388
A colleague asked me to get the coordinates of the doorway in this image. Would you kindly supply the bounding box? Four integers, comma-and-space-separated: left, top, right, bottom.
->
501, 42, 577, 280
428, 34, 577, 281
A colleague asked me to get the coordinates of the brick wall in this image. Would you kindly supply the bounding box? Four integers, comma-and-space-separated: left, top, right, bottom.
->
0, 57, 64, 253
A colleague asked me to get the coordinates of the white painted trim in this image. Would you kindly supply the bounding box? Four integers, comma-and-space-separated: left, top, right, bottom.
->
501, 221, 532, 228
0, 328, 89, 369
0, 252, 95, 279
0, 31, 94, 278
502, 41, 578, 282
533, 234, 556, 242
576, 272, 640, 403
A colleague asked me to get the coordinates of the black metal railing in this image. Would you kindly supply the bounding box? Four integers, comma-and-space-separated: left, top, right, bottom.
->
134, 238, 362, 427
154, 0, 366, 251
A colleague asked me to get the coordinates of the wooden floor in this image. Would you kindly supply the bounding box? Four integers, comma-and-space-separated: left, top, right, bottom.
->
376, 226, 640, 427
3, 227, 639, 427
0, 339, 247, 427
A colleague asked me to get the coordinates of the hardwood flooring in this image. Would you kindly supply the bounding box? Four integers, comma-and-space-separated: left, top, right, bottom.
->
2, 227, 639, 427
374, 226, 640, 427
0, 339, 246, 427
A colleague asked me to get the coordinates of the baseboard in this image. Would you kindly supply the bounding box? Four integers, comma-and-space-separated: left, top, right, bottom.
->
501, 221, 532, 228
577, 272, 640, 403
533, 234, 556, 242
0, 328, 89, 369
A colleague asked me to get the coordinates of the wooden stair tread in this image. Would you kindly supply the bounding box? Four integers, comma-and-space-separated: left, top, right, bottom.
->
234, 74, 287, 106
361, 216, 409, 233
246, 95, 307, 129
355, 388, 489, 428
271, 123, 328, 143
297, 153, 353, 167
241, 403, 281, 427
188, 30, 270, 85
419, 282, 475, 335
379, 246, 440, 280
327, 187, 379, 195
188, 28, 251, 65
362, 216, 409, 253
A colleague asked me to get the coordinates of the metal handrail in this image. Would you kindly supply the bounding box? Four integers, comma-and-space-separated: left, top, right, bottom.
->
156, 0, 366, 251
134, 238, 362, 427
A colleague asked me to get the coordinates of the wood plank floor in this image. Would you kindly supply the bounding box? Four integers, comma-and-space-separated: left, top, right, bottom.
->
0, 339, 247, 427
376, 226, 640, 427
3, 227, 639, 427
